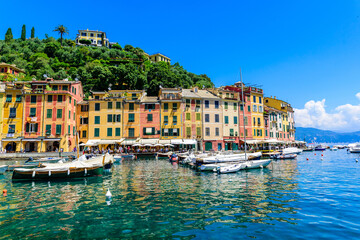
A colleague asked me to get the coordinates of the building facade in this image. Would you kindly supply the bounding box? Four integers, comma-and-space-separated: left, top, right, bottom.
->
75, 29, 109, 47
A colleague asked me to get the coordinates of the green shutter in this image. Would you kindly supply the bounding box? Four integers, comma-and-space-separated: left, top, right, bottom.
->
46, 125, 51, 135
164, 103, 168, 110
94, 128, 100, 137
115, 128, 121, 136
147, 114, 153, 121
56, 125, 61, 135
116, 102, 121, 109
108, 102, 112, 109
225, 116, 228, 124
46, 109, 52, 118
30, 108, 36, 117
95, 116, 100, 124
129, 103, 134, 110
57, 109, 62, 118
26, 123, 29, 133
107, 128, 112, 136
108, 114, 113, 122
68, 125, 70, 134
69, 110, 71, 119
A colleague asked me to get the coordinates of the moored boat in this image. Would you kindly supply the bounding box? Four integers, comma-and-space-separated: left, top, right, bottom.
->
273, 154, 297, 160
315, 145, 327, 151
0, 165, 7, 174
199, 159, 272, 172
196, 152, 262, 164
349, 143, 360, 153
282, 147, 303, 155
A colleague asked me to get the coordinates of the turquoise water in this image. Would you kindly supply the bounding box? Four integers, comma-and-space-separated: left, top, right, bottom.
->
1, 150, 360, 239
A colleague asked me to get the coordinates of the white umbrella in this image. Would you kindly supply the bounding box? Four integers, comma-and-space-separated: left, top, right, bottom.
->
165, 144, 174, 147
144, 144, 153, 147
79, 143, 86, 146
154, 144, 163, 147
133, 143, 142, 147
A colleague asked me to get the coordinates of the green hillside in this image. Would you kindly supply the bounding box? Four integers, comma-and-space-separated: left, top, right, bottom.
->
0, 36, 213, 97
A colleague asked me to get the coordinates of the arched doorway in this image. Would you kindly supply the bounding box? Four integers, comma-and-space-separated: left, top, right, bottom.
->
5, 142, 16, 152
25, 142, 38, 152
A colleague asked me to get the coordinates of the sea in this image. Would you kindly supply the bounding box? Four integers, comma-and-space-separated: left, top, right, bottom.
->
1, 149, 360, 239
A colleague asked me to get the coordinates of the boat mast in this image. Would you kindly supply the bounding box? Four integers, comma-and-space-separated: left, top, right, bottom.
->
240, 68, 247, 160
76, 128, 80, 159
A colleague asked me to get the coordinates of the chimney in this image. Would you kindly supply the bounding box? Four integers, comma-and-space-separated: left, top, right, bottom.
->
274, 96, 277, 99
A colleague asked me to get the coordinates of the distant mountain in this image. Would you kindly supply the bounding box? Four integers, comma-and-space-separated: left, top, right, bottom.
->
295, 127, 360, 143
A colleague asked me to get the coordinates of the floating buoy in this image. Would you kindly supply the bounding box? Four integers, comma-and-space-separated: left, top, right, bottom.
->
84, 168, 87, 176
3, 189, 7, 196
315, 154, 316, 156
306, 158, 309, 161
67, 169, 70, 175
321, 158, 324, 161
106, 188, 112, 198
48, 171, 51, 176
356, 159, 358, 163
321, 154, 323, 157
32, 171, 36, 178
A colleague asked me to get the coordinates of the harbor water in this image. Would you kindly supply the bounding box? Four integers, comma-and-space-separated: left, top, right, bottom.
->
1, 150, 360, 239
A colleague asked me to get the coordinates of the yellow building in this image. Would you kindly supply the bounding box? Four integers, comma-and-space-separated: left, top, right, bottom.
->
77, 101, 89, 146
75, 29, 109, 47
159, 88, 182, 145
0, 62, 25, 80
1, 82, 25, 152
246, 87, 265, 140
149, 53, 171, 63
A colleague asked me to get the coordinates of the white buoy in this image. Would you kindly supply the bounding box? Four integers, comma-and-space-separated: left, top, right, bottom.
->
356, 159, 358, 163
321, 158, 324, 161
106, 188, 112, 198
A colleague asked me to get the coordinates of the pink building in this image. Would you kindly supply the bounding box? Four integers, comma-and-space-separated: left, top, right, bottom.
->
139, 96, 160, 143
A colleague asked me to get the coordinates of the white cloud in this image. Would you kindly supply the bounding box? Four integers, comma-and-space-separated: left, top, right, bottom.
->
356, 92, 360, 101
294, 95, 360, 132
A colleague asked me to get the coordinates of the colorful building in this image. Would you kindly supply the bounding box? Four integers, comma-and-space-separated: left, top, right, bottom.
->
196, 89, 223, 151
75, 29, 109, 47
139, 95, 160, 145
159, 88, 182, 146
149, 53, 171, 63
0, 63, 25, 80
246, 87, 265, 140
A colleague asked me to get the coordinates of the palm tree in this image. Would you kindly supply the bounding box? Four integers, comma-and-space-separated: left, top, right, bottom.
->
53, 25, 69, 46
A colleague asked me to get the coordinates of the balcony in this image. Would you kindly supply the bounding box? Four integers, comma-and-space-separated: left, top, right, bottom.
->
161, 93, 182, 100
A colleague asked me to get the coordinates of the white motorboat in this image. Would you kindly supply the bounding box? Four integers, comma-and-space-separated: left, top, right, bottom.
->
349, 143, 360, 153
282, 147, 303, 155
330, 147, 338, 151
0, 165, 8, 174
196, 152, 262, 164
218, 163, 247, 174
200, 159, 272, 172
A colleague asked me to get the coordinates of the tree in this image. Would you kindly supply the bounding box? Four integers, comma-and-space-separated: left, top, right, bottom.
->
53, 25, 69, 46
21, 25, 26, 41
111, 43, 122, 50
5, 28, 13, 43
31, 27, 35, 38
44, 42, 61, 58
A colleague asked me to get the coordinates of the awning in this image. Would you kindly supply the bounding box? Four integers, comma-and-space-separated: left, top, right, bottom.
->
224, 139, 236, 142
86, 139, 117, 145
140, 139, 159, 145
183, 139, 197, 145
245, 140, 263, 144
1, 138, 22, 142
171, 139, 184, 144
121, 139, 137, 145
43, 138, 61, 142
116, 138, 125, 143
159, 140, 171, 144
22, 138, 41, 142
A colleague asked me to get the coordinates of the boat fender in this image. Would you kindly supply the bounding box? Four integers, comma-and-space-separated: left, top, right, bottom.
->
85, 168, 87, 176
67, 169, 70, 176
49, 171, 51, 176
32, 171, 36, 178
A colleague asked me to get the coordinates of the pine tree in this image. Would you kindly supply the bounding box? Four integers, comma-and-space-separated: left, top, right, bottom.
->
21, 24, 26, 41
5, 28, 13, 43
31, 27, 35, 38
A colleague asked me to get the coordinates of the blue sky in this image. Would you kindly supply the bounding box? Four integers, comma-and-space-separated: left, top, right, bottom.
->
2, 0, 360, 131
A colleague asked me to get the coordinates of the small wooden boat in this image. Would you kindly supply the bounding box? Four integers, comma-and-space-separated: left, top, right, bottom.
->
199, 159, 272, 172
12, 165, 103, 180
302, 148, 314, 152
157, 152, 173, 158
0, 165, 8, 174
218, 163, 247, 174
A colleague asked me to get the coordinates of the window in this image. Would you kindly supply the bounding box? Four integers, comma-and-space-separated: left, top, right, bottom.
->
186, 99, 191, 108
253, 117, 256, 126
46, 109, 52, 118
186, 127, 191, 137
26, 123, 38, 133
233, 103, 237, 110
259, 97, 262, 104
205, 114, 209, 122
196, 113, 201, 121
129, 103, 134, 111
115, 114, 121, 122
115, 128, 121, 136
164, 116, 168, 123
248, 105, 251, 112
68, 125, 70, 135
9, 108, 16, 118
230, 129, 234, 136
245, 117, 248, 125
128, 113, 135, 122
225, 116, 229, 124
95, 96, 99, 100
16, 95, 22, 102
253, 96, 256, 103
253, 105, 257, 112
8, 124, 15, 134
186, 113, 191, 120
224, 102, 228, 109
147, 114, 153, 121
172, 103, 177, 111
56, 109, 62, 118
95, 116, 100, 124
240, 104, 244, 111
108, 102, 113, 109
82, 130, 87, 138
58, 95, 63, 102
80, 117, 89, 124
128, 128, 135, 137
215, 101, 219, 109
94, 128, 100, 137
173, 116, 177, 123
164, 103, 168, 110
68, 110, 71, 119
30, 108, 36, 117
145, 103, 155, 110
31, 95, 36, 104
215, 114, 219, 123
254, 129, 256, 136
95, 103, 100, 111
81, 105, 89, 112
116, 102, 121, 109
48, 95, 53, 102
108, 114, 113, 123
205, 127, 210, 136
258, 118, 261, 125
46, 125, 51, 135
197, 127, 201, 137
266, 130, 268, 137
107, 128, 112, 137
56, 125, 62, 135
63, 85, 68, 91
205, 100, 209, 108
259, 106, 263, 113
131, 93, 137, 100
234, 116, 238, 124
69, 97, 72, 104
215, 127, 220, 136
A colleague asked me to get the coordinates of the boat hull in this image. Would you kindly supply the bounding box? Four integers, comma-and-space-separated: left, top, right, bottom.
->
0, 165, 7, 174
12, 166, 104, 180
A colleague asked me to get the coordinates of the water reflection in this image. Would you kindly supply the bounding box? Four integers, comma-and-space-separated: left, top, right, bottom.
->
0, 159, 301, 239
